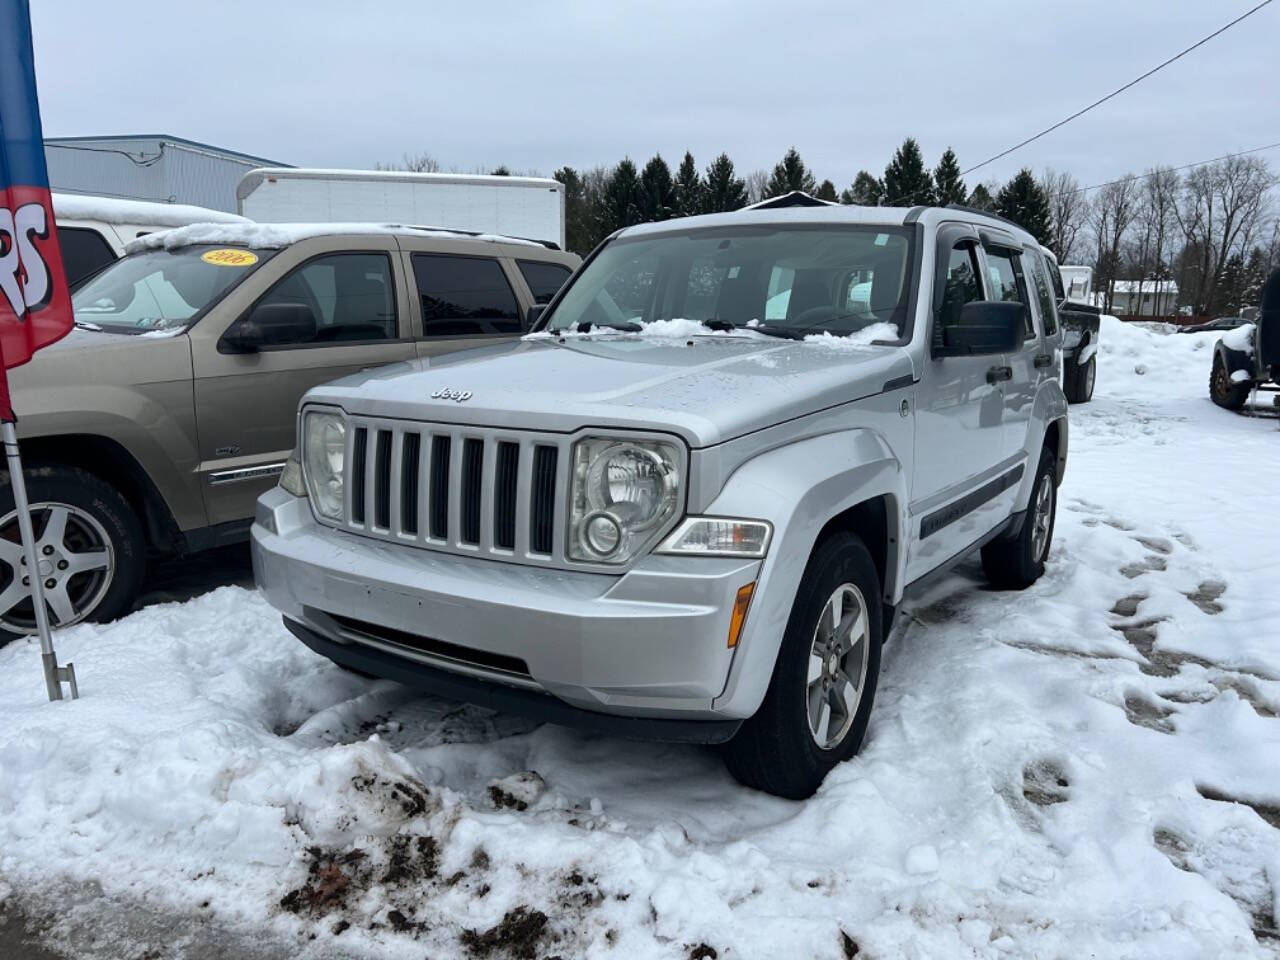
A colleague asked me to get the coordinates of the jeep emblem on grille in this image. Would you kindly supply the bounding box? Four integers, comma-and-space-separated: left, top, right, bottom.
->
430, 387, 473, 403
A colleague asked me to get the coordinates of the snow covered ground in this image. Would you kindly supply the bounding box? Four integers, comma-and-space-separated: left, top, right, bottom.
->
2, 318, 1278, 959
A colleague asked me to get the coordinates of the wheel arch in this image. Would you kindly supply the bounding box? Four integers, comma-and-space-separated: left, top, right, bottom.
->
12, 434, 181, 554
701, 428, 907, 720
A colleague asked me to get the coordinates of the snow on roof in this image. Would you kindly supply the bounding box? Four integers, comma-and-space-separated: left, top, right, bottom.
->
126, 221, 545, 254
1111, 280, 1178, 294
52, 192, 247, 227
241, 167, 559, 191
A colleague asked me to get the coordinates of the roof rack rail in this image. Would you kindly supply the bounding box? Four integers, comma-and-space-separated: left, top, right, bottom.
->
399, 224, 560, 250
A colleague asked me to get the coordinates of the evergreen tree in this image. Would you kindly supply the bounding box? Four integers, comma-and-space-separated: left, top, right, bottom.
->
764, 147, 817, 198
673, 151, 704, 218
815, 179, 838, 203
554, 166, 592, 255
968, 183, 996, 211
491, 165, 511, 176
703, 153, 748, 213
597, 158, 642, 237
932, 148, 967, 206
882, 137, 934, 205
638, 154, 676, 222
840, 171, 884, 205
995, 168, 1052, 246
1242, 246, 1270, 307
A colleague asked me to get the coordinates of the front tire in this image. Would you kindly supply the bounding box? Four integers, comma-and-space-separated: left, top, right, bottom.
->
981, 447, 1057, 590
0, 466, 145, 643
1209, 354, 1250, 410
723, 532, 883, 799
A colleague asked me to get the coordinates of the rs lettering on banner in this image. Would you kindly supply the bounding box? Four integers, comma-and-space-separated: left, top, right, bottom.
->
0, 200, 53, 317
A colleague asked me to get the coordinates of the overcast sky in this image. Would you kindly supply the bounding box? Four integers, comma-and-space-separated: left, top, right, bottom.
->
31, 0, 1280, 192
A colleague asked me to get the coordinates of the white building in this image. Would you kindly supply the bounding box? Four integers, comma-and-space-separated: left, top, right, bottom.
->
1106, 279, 1179, 316
45, 134, 288, 213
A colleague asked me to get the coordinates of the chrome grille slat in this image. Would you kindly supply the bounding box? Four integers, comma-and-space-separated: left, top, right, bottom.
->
342, 416, 573, 566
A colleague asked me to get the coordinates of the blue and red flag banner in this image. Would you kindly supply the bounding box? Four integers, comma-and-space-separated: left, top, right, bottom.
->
0, 0, 73, 420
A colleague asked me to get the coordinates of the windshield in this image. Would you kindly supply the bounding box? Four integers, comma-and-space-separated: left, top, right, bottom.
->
72, 245, 272, 334
545, 225, 913, 338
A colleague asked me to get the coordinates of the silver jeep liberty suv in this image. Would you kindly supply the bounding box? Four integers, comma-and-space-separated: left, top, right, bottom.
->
252, 203, 1068, 799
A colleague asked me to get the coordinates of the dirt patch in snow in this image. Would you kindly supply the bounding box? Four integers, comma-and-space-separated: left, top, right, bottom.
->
1186, 580, 1227, 615
1022, 760, 1071, 807
459, 906, 551, 958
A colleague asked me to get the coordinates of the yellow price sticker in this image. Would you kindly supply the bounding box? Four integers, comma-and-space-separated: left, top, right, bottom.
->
201, 248, 259, 267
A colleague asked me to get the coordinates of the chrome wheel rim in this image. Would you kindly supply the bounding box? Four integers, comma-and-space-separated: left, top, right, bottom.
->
0, 502, 114, 633
806, 582, 871, 750
1031, 475, 1054, 562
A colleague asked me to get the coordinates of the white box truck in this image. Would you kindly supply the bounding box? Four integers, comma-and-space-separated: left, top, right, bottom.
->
236, 168, 566, 249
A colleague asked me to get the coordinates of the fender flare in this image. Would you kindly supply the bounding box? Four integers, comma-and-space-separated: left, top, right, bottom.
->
1214, 338, 1254, 381
701, 428, 908, 719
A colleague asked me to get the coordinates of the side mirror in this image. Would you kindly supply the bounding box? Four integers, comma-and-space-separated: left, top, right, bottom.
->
525, 304, 545, 330
940, 301, 1027, 356
221, 303, 317, 353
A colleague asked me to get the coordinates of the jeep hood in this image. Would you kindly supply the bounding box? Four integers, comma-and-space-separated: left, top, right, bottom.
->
307, 334, 916, 448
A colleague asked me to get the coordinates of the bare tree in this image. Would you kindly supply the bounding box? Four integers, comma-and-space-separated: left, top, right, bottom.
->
376, 151, 442, 173
1040, 168, 1089, 263
1089, 175, 1140, 313
1175, 155, 1276, 314
745, 169, 770, 204
1129, 166, 1180, 316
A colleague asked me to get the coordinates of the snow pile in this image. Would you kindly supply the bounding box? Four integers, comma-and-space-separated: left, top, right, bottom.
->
1221, 323, 1256, 354
803, 321, 900, 347
2, 314, 1279, 959
128, 222, 542, 253
52, 193, 247, 227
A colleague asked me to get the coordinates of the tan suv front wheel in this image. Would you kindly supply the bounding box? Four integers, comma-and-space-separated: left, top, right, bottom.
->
0, 466, 145, 642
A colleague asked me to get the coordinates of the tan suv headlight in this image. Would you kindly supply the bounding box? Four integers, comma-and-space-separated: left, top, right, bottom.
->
568, 437, 680, 563
302, 409, 346, 520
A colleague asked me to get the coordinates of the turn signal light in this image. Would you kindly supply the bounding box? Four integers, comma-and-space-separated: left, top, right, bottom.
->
727, 582, 755, 648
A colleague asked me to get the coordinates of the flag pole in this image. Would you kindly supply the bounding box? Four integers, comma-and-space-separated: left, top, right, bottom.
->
1, 412, 76, 701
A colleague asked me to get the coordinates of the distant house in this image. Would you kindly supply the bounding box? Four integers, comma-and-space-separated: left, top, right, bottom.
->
1107, 279, 1179, 316
44, 134, 289, 213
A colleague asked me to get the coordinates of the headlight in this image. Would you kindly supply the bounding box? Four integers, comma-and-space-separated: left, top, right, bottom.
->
568, 437, 680, 563
657, 518, 772, 557
302, 409, 346, 520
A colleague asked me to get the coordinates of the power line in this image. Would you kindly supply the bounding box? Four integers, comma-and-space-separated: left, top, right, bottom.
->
1057, 140, 1280, 197
960, 0, 1276, 177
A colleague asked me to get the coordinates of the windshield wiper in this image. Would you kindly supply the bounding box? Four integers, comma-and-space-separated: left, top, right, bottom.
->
700, 318, 804, 340
573, 320, 643, 333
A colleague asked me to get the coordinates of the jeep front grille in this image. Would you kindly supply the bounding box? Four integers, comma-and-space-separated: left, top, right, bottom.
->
339, 417, 567, 565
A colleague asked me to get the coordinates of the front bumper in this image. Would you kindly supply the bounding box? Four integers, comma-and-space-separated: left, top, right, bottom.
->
251, 488, 761, 729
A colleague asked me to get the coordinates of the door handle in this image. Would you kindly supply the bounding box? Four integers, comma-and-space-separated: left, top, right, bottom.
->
986, 365, 1013, 384
1033, 354, 1054, 368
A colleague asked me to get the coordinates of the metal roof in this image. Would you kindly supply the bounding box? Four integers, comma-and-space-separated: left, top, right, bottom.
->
44, 134, 288, 168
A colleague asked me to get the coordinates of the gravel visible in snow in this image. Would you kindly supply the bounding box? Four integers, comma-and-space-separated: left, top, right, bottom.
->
2, 317, 1278, 959
128, 222, 543, 254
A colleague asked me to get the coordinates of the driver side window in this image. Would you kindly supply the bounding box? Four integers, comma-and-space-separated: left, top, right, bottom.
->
247, 253, 398, 347
936, 241, 983, 344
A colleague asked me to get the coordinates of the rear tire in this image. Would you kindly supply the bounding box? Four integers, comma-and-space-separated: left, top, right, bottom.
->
1064, 355, 1095, 404
981, 447, 1057, 590
0, 465, 145, 644
1209, 354, 1250, 410
723, 532, 882, 799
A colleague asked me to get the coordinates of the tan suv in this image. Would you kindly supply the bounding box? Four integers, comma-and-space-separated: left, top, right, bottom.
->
1, 223, 578, 638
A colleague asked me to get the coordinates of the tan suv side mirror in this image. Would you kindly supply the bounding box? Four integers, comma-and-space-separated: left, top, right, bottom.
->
221, 303, 318, 353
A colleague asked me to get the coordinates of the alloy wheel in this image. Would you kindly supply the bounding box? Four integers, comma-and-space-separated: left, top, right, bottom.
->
806, 582, 872, 750
1031, 475, 1054, 562
0, 502, 115, 633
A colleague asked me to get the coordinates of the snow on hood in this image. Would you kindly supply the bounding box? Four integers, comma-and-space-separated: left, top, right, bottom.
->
52, 192, 246, 227
127, 221, 544, 254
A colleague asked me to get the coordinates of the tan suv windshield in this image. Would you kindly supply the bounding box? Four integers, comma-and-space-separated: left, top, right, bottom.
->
72, 246, 272, 334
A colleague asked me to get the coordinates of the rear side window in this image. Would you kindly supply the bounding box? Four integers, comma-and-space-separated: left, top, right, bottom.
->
936, 241, 983, 340
413, 254, 522, 336
255, 252, 398, 344
1029, 252, 1059, 336
57, 226, 116, 288
516, 260, 572, 304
